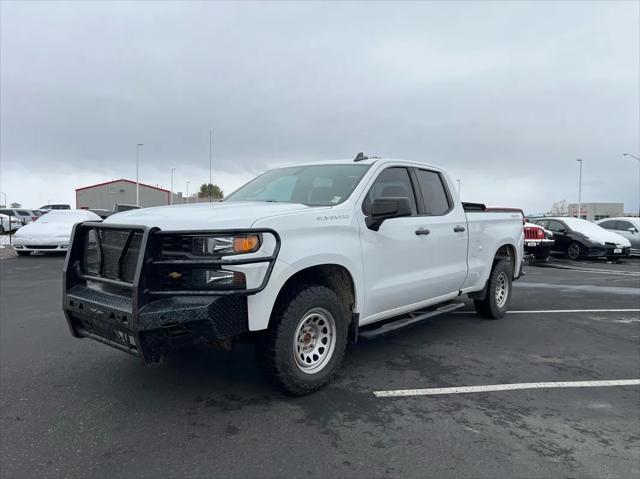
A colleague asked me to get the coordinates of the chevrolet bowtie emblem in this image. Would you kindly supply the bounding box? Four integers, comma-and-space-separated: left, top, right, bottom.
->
168, 271, 182, 279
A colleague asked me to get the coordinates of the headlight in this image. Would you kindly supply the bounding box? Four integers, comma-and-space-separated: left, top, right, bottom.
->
192, 234, 261, 256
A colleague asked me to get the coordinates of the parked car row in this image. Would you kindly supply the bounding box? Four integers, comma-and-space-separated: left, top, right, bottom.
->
529, 217, 633, 260
12, 210, 102, 255
0, 213, 24, 233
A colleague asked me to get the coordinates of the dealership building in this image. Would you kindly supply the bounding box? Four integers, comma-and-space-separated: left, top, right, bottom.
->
75, 179, 187, 210
567, 202, 624, 221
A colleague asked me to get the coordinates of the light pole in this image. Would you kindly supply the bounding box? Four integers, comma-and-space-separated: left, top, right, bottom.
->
456, 179, 461, 196
186, 181, 190, 204
136, 143, 143, 206
209, 129, 213, 202
0, 192, 6, 207
623, 153, 640, 217
576, 159, 583, 219
170, 168, 176, 205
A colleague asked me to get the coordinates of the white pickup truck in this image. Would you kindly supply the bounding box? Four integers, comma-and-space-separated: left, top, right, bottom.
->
63, 156, 524, 394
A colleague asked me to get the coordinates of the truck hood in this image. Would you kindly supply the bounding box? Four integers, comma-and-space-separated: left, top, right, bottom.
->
103, 201, 317, 230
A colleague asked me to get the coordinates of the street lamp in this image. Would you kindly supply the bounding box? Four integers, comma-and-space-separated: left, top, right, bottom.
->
170, 168, 176, 205
136, 143, 143, 206
186, 181, 190, 204
623, 153, 640, 217
576, 159, 583, 219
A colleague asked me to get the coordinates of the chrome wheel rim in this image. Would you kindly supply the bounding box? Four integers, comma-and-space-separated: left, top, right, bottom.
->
293, 307, 336, 375
495, 272, 509, 308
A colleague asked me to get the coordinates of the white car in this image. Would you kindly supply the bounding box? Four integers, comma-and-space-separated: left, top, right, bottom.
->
0, 213, 23, 233
13, 210, 101, 256
596, 217, 640, 255
62, 157, 524, 394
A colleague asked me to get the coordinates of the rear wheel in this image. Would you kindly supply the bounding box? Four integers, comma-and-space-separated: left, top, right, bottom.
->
567, 242, 582, 260
261, 285, 348, 395
474, 260, 513, 319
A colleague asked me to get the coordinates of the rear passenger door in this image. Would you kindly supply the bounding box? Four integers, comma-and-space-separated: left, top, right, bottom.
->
411, 167, 469, 297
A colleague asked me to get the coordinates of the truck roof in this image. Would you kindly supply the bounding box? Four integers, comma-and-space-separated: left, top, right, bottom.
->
279, 157, 443, 171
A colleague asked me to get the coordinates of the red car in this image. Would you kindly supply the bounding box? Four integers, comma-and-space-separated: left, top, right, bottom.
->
524, 222, 554, 260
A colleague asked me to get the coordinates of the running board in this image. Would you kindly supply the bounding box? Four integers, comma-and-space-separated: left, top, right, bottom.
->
359, 302, 465, 339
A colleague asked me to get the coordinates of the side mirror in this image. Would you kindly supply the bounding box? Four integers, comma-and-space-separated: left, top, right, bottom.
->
629, 227, 638, 234
557, 228, 567, 234
366, 197, 412, 231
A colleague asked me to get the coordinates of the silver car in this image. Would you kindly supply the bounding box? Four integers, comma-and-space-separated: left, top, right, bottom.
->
596, 217, 640, 255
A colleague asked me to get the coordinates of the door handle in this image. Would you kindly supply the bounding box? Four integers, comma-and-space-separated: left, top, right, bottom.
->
453, 225, 466, 233
415, 228, 430, 236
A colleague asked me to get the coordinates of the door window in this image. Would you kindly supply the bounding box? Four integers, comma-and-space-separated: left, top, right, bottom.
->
617, 221, 633, 231
414, 169, 452, 215
362, 167, 417, 216
598, 220, 617, 230
17, 210, 30, 216
546, 220, 566, 232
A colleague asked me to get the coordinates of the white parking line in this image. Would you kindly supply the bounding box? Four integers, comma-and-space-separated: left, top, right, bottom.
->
541, 265, 640, 276
373, 379, 640, 398
454, 309, 640, 314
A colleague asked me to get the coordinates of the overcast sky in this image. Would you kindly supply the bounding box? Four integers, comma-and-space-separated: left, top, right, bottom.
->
1, 0, 638, 214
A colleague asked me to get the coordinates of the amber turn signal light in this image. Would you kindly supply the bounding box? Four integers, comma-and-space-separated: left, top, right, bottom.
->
233, 235, 260, 254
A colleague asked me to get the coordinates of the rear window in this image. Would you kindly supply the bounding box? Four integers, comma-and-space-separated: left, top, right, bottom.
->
17, 210, 30, 216
414, 169, 451, 215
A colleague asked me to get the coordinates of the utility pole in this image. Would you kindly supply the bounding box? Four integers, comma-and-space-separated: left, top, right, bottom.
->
136, 143, 143, 206
209, 129, 213, 202
170, 168, 176, 205
623, 153, 640, 217
576, 159, 583, 219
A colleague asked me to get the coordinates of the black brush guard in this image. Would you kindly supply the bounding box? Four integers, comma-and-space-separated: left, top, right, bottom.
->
63, 222, 280, 364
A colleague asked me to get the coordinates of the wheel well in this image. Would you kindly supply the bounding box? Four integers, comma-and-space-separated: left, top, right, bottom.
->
272, 264, 356, 321
494, 244, 516, 275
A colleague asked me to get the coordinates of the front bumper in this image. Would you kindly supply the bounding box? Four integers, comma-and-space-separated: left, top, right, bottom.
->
65, 284, 248, 363
14, 244, 68, 252
583, 244, 631, 258
524, 239, 554, 252
62, 222, 279, 364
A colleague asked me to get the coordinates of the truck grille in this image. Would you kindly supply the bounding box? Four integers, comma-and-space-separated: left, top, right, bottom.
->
85, 229, 144, 283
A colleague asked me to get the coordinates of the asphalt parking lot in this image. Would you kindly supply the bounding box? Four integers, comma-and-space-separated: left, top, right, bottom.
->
1, 255, 639, 479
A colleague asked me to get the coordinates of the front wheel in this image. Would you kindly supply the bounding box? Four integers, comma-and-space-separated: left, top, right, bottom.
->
567, 242, 582, 260
474, 260, 513, 319
260, 285, 349, 395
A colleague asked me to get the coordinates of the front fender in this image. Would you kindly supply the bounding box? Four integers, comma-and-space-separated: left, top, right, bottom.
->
246, 254, 363, 332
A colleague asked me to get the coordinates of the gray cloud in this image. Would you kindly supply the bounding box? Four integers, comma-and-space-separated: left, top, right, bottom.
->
1, 1, 638, 212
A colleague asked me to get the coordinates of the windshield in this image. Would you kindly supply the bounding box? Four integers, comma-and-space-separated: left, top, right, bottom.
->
225, 164, 371, 206
562, 217, 613, 235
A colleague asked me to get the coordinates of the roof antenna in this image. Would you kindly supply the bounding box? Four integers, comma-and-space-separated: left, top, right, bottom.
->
354, 152, 368, 162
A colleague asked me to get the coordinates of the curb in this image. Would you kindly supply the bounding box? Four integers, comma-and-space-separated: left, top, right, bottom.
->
0, 245, 18, 260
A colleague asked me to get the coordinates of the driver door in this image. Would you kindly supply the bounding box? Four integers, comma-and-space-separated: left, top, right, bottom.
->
359, 167, 438, 322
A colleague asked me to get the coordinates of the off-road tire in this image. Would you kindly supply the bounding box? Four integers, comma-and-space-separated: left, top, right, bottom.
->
567, 242, 582, 260
474, 260, 513, 319
16, 251, 30, 257
261, 285, 349, 395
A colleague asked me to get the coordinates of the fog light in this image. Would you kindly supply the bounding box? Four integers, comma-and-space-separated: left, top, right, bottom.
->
199, 269, 246, 289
